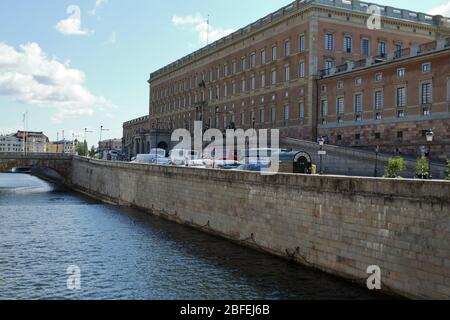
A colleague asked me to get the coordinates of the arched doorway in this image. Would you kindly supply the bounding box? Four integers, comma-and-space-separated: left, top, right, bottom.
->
157, 141, 168, 151
293, 152, 312, 174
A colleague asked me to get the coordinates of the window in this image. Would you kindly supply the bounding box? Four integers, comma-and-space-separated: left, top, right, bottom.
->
240, 112, 245, 126
355, 77, 362, 86
260, 49, 266, 65
397, 110, 405, 118
284, 65, 290, 82
259, 109, 265, 125
337, 81, 344, 89
361, 38, 370, 56
272, 45, 277, 61
283, 105, 289, 126
344, 36, 352, 53
355, 134, 361, 140
422, 63, 431, 73
325, 33, 334, 50
271, 107, 276, 124
299, 35, 305, 52
284, 40, 291, 57
337, 97, 344, 114
241, 57, 246, 72
232, 81, 236, 95
321, 100, 328, 117
421, 82, 432, 104
397, 87, 406, 107
299, 102, 305, 119
216, 66, 220, 80
321, 84, 327, 93
250, 53, 256, 68
375, 112, 382, 120
241, 79, 246, 93
422, 106, 431, 116
250, 75, 255, 90
325, 59, 333, 70
224, 83, 228, 97
261, 73, 266, 88
397, 131, 403, 139
375, 73, 382, 81
224, 64, 228, 77
378, 41, 386, 56
271, 69, 277, 85
354, 94, 362, 113
299, 62, 305, 78
397, 68, 405, 78
395, 43, 402, 58
374, 90, 383, 109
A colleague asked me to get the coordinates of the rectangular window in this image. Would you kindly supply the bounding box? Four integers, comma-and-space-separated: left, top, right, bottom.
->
375, 73, 382, 81
284, 65, 290, 82
344, 36, 352, 53
337, 81, 344, 89
224, 64, 228, 77
232, 61, 237, 74
299, 62, 305, 78
224, 83, 228, 97
374, 90, 383, 109
397, 87, 406, 107
299, 35, 305, 52
260, 49, 266, 65
321, 100, 328, 117
325, 59, 333, 70
271, 107, 276, 124
397, 68, 405, 77
283, 105, 289, 125
337, 97, 344, 114
299, 102, 305, 119
261, 73, 266, 88
260, 109, 265, 124
250, 76, 255, 90
378, 41, 386, 56
395, 43, 402, 58
421, 83, 432, 104
240, 112, 245, 126
325, 33, 334, 50
354, 94, 362, 113
272, 45, 277, 61
271, 69, 277, 85
250, 53, 256, 68
284, 40, 291, 57
241, 57, 246, 72
241, 79, 246, 93
361, 38, 370, 56
422, 63, 431, 73
232, 81, 236, 95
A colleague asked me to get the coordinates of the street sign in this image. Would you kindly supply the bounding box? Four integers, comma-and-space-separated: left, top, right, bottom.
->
318, 151, 327, 155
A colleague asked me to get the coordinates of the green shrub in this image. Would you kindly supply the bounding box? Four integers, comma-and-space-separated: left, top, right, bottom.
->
384, 157, 406, 178
415, 157, 430, 179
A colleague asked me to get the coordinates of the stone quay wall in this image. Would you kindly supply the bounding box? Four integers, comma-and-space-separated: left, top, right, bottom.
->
70, 156, 450, 299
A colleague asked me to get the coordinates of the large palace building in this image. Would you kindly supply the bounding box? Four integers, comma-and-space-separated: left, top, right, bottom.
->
145, 0, 450, 158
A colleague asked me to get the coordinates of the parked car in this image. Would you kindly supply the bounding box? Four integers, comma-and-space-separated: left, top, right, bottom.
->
131, 154, 154, 164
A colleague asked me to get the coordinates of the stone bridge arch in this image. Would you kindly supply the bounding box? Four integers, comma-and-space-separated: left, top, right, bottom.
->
0, 153, 72, 185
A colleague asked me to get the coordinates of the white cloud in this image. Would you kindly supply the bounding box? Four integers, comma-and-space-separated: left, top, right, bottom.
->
55, 5, 91, 36
172, 14, 235, 45
89, 0, 108, 16
429, 2, 450, 17
104, 31, 116, 45
0, 42, 112, 123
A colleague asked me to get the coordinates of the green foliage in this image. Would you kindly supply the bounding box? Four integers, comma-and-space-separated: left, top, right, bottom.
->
75, 140, 88, 157
415, 157, 430, 179
89, 146, 96, 158
384, 157, 406, 178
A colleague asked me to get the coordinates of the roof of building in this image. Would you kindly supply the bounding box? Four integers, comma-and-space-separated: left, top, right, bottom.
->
149, 0, 450, 82
123, 115, 150, 127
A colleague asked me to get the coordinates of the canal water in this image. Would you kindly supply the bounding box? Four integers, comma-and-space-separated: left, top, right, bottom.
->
0, 173, 386, 300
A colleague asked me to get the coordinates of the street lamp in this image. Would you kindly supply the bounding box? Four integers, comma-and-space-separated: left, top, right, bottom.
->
374, 145, 380, 177
426, 129, 434, 179
318, 137, 325, 175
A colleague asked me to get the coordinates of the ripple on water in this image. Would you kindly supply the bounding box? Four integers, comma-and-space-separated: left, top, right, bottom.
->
0, 173, 388, 300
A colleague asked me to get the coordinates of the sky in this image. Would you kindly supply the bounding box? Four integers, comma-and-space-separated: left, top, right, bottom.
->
0, 0, 449, 147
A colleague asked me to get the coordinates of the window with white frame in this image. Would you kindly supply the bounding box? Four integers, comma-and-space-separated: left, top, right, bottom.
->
232, 61, 237, 74
250, 75, 255, 90
397, 68, 405, 78
260, 49, 266, 65
325, 59, 333, 70
378, 41, 386, 56
260, 108, 265, 124
355, 77, 362, 86
224, 83, 228, 97
354, 94, 362, 113
337, 80, 344, 89
299, 34, 305, 52
241, 79, 246, 93
271, 107, 276, 123
283, 105, 289, 125
325, 33, 334, 50
337, 96, 344, 114
375, 73, 382, 81
421, 82, 432, 104
272, 45, 277, 61
271, 69, 277, 85
299, 102, 305, 119
241, 57, 246, 72
284, 40, 291, 57
284, 65, 290, 82
224, 64, 228, 77
321, 99, 328, 117
232, 81, 236, 95
261, 73, 266, 88
250, 53, 256, 68
397, 87, 406, 107
374, 90, 383, 109
344, 35, 352, 53
422, 63, 431, 73
299, 61, 305, 78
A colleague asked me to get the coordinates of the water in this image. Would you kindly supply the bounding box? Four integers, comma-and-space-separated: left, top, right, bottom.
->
0, 173, 386, 300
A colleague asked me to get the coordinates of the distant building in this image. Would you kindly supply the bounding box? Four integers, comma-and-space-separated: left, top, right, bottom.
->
122, 115, 150, 159
99, 139, 122, 153
47, 140, 78, 154
0, 134, 24, 153
15, 131, 49, 153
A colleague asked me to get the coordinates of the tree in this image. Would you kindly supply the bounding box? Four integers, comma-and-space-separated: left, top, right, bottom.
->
89, 146, 96, 158
76, 140, 88, 157
415, 157, 429, 179
384, 157, 406, 178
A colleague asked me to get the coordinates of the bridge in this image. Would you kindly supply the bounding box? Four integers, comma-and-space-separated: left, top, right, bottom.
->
0, 153, 72, 184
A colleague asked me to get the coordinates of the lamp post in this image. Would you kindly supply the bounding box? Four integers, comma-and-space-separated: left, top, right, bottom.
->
318, 137, 325, 175
374, 145, 380, 177
426, 129, 434, 179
